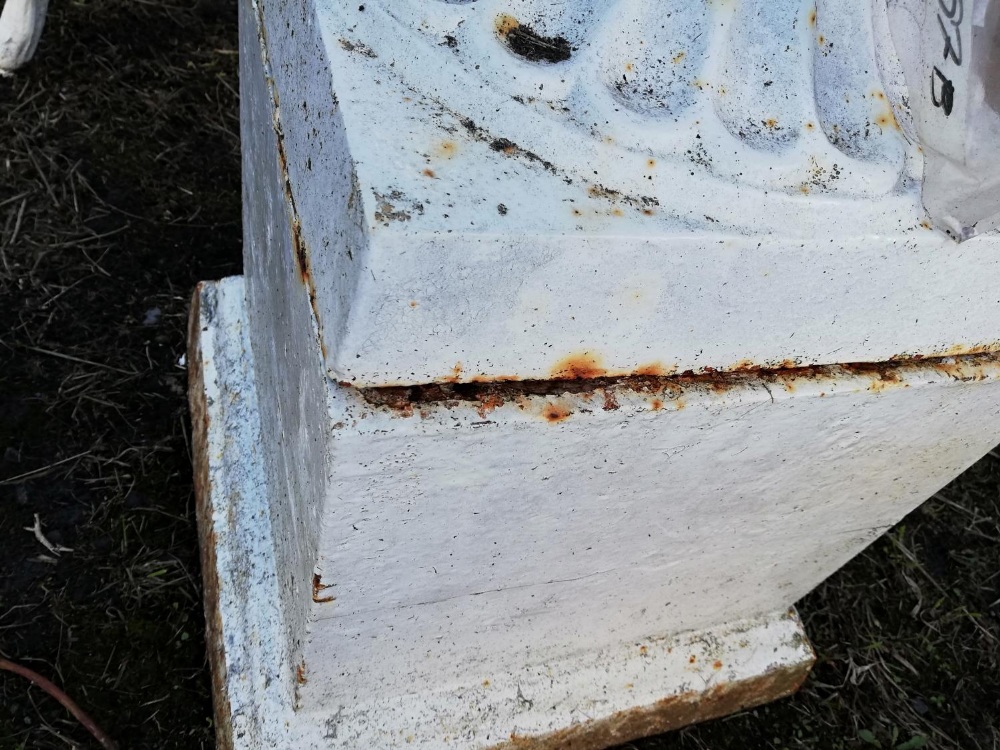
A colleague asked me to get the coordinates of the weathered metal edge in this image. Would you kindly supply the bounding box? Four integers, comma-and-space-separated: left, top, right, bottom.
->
188, 280, 236, 750
492, 655, 814, 750
188, 277, 294, 750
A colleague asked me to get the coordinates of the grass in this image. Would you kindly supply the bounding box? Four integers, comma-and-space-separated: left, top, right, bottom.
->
1, 1, 998, 748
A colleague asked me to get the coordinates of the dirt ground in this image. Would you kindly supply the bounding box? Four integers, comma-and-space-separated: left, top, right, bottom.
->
1, 1, 999, 748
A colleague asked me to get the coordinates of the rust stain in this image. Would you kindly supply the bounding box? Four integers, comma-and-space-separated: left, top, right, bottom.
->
646, 158, 656, 168
410, 300, 418, 308
477, 393, 505, 419
422, 168, 436, 178
495, 13, 520, 36
625, 62, 635, 73
866, 369, 903, 393
713, 660, 724, 671
483, 679, 491, 687
445, 362, 464, 383
641, 208, 656, 216
603, 389, 620, 411
875, 109, 899, 131
639, 645, 649, 656
808, 7, 817, 26
805, 121, 815, 132
817, 34, 826, 46
671, 51, 686, 64
637, 363, 675, 376
688, 655, 697, 664
436, 140, 458, 159
296, 661, 307, 685
273, 114, 327, 362
763, 118, 779, 129
543, 402, 572, 423
357, 352, 1000, 418
730, 359, 760, 373
492, 656, 813, 750
312, 573, 335, 604
551, 352, 606, 380
611, 207, 625, 218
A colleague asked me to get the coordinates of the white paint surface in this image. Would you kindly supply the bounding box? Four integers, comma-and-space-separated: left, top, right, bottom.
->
192, 277, 815, 749
248, 0, 1000, 388
0, 0, 48, 74
220, 1, 1000, 747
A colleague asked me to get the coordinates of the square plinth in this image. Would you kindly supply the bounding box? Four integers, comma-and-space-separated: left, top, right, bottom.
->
191, 275, 1000, 748
190, 276, 816, 749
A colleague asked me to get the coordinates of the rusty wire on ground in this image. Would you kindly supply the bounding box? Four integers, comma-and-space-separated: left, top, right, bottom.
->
0, 657, 118, 749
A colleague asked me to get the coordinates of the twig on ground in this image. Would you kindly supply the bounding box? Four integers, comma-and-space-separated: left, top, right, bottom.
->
24, 513, 73, 555
0, 451, 90, 485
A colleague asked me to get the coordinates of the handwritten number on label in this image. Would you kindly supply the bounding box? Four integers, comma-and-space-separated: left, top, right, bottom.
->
931, 0, 963, 115
937, 14, 963, 64
931, 66, 955, 115
938, 0, 964, 23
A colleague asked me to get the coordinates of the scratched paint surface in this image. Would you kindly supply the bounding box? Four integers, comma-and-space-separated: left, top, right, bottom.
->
252, 0, 1000, 387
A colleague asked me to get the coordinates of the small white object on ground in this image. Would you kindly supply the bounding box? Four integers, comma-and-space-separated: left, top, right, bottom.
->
0, 0, 49, 75
25, 513, 72, 556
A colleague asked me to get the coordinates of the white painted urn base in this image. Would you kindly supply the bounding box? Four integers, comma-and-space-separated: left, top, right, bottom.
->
189, 276, 815, 749
189, 276, 1000, 749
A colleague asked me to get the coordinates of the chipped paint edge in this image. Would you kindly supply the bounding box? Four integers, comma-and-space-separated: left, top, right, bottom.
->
188, 280, 237, 750
188, 275, 817, 749
188, 277, 294, 750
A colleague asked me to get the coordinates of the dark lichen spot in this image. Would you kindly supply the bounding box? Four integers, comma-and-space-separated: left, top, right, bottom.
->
338, 38, 377, 58
497, 203, 508, 216
496, 15, 572, 64
491, 138, 518, 154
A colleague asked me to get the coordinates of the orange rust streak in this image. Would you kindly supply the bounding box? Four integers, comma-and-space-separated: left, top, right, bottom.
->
603, 389, 620, 411
543, 402, 572, 423
356, 351, 1000, 416
477, 394, 505, 419
550, 352, 606, 380
312, 573, 335, 604
496, 656, 812, 749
